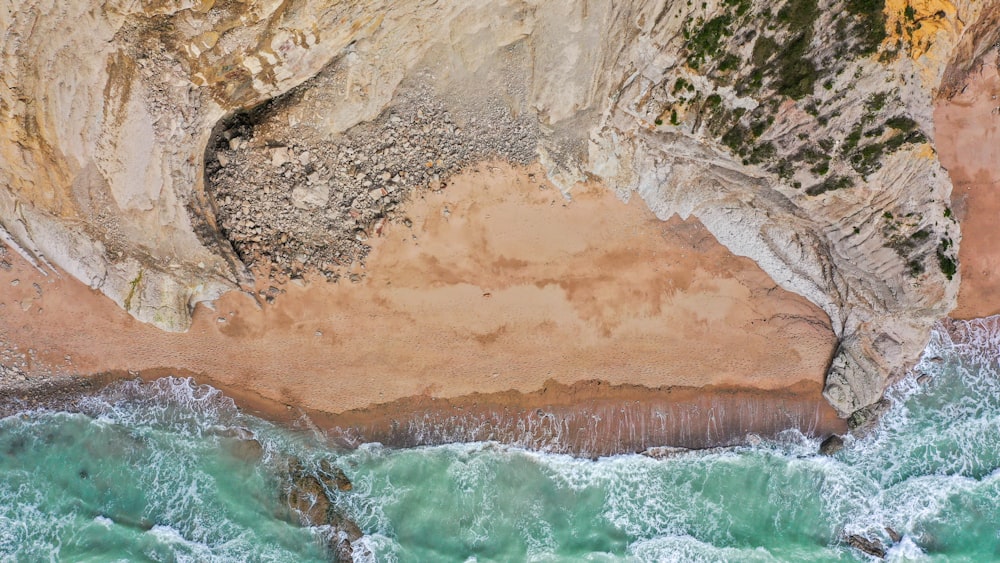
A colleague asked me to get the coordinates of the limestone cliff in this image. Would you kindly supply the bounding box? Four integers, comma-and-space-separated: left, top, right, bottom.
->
0, 0, 993, 416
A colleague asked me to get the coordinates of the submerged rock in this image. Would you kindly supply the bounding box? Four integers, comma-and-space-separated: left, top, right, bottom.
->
215, 427, 265, 463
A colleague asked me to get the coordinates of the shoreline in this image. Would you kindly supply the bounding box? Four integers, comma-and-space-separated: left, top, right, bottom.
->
0, 367, 846, 457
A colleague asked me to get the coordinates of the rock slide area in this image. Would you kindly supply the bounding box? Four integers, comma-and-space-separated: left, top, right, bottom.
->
2, 0, 999, 432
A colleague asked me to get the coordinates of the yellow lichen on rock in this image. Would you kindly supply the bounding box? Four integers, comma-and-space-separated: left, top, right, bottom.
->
885, 0, 961, 61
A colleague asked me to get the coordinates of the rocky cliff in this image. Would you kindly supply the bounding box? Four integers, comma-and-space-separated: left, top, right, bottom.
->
1, 0, 993, 416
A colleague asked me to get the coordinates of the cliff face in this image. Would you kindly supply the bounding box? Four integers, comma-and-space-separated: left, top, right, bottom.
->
0, 0, 992, 416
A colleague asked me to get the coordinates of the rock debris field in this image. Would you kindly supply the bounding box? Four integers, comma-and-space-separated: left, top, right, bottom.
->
205, 92, 538, 283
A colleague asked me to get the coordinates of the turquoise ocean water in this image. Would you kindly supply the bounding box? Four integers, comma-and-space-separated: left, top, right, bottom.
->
3, 317, 1000, 562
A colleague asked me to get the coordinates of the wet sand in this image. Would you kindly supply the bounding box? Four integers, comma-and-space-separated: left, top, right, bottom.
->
0, 162, 842, 450
935, 50, 1000, 319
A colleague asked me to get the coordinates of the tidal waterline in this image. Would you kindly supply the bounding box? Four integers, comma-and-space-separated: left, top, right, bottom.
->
2, 317, 1000, 561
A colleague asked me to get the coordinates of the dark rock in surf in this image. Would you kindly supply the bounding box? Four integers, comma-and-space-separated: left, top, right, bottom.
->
641, 446, 690, 459
819, 434, 844, 456
280, 458, 362, 562
847, 399, 891, 434
885, 526, 902, 543
845, 534, 887, 558
319, 458, 353, 491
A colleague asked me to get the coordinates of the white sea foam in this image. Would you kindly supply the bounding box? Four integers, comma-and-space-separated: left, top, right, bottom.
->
628, 534, 778, 562
885, 536, 926, 561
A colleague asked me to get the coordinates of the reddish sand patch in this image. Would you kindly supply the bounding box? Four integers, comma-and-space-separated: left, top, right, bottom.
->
0, 162, 840, 447
935, 51, 1000, 319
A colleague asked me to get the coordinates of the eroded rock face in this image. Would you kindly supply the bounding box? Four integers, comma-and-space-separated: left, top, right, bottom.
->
0, 0, 992, 414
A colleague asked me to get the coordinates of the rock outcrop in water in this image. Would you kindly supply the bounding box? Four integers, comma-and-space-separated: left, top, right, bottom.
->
1, 0, 996, 416
280, 458, 361, 561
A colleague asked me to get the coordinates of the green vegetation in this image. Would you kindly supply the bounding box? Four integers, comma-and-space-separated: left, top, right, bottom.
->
839, 105, 926, 178
676, 0, 897, 177
810, 161, 829, 175
751, 36, 780, 65
721, 123, 751, 154
843, 124, 864, 154
805, 175, 852, 196
937, 238, 957, 280
723, 0, 752, 17
844, 0, 888, 56
777, 0, 819, 28
685, 14, 734, 69
773, 158, 794, 180
865, 92, 889, 114
850, 141, 888, 177
773, 29, 818, 99
886, 115, 918, 132
741, 0, 820, 99
124, 269, 144, 313
746, 141, 777, 165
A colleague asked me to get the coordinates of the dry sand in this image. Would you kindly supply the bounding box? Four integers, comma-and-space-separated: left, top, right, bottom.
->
935, 50, 1000, 319
0, 162, 842, 448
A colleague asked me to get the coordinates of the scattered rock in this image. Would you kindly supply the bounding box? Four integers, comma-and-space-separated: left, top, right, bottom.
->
205, 84, 537, 286
269, 146, 290, 167
819, 434, 844, 456
885, 526, 902, 543
291, 183, 331, 210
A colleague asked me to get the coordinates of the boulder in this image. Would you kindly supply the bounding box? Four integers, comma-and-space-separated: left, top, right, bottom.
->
819, 434, 845, 456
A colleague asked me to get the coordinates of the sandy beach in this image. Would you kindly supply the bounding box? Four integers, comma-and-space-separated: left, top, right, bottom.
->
0, 162, 842, 450
935, 51, 1000, 320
